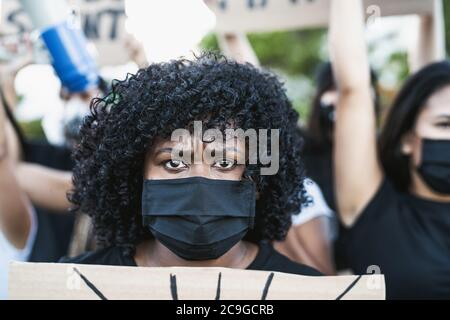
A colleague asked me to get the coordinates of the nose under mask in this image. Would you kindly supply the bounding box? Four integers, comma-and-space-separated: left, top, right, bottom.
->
319, 102, 336, 126
417, 139, 450, 195
141, 176, 256, 260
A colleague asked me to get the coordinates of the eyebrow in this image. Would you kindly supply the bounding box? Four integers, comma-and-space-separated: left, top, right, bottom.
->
157, 146, 240, 153
436, 115, 450, 119
155, 147, 174, 156
208, 146, 244, 157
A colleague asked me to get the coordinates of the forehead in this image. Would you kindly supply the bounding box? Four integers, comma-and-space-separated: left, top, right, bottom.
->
423, 85, 450, 117
150, 134, 246, 150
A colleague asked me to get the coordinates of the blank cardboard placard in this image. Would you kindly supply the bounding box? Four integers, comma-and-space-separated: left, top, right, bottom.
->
205, 0, 438, 33
208, 0, 445, 76
9, 262, 385, 300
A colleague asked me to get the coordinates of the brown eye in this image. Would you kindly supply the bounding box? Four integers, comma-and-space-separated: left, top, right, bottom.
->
164, 160, 187, 170
213, 159, 237, 170
436, 122, 450, 128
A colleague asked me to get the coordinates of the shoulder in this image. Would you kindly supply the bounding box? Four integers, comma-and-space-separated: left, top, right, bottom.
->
292, 178, 335, 226
59, 246, 135, 266
269, 250, 323, 276
250, 242, 322, 276
349, 179, 401, 230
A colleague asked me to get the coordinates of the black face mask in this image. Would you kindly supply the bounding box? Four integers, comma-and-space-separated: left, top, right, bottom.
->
319, 102, 336, 127
141, 177, 256, 261
319, 103, 336, 142
417, 139, 450, 194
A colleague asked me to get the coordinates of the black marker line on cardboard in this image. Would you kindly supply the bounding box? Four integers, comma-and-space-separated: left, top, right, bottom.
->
336, 275, 363, 300
73, 267, 108, 300
170, 274, 178, 300
215, 272, 222, 300
261, 272, 275, 300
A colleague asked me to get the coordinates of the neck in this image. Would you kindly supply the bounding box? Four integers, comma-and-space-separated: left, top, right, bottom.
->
410, 170, 450, 203
134, 239, 258, 269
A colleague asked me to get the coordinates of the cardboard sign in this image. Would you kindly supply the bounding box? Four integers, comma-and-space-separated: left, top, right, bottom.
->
205, 0, 438, 33
9, 262, 385, 300
0, 0, 129, 66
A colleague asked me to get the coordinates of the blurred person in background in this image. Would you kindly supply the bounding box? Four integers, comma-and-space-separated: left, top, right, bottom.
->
274, 178, 336, 275
302, 62, 381, 212
0, 23, 137, 298
0, 43, 97, 270
0, 74, 36, 300
0, 35, 114, 298
42, 78, 109, 149
0, 23, 148, 269
299, 63, 381, 273
330, 0, 450, 299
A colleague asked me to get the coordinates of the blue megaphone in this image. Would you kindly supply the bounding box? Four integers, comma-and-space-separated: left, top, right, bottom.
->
20, 0, 99, 93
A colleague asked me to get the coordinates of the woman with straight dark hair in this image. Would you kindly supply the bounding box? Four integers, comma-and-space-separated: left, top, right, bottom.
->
379, 62, 450, 193
330, 0, 450, 299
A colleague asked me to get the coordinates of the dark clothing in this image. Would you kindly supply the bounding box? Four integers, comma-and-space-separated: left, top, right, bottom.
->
61, 242, 323, 276
2, 87, 76, 262
301, 136, 351, 270
343, 179, 450, 300
302, 139, 336, 211
24, 140, 75, 262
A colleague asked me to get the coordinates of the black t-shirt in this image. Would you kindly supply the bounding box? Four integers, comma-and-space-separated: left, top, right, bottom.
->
23, 140, 76, 262
60, 242, 322, 276
343, 179, 450, 300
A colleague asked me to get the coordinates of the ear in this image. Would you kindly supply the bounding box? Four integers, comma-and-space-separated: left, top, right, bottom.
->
400, 132, 414, 156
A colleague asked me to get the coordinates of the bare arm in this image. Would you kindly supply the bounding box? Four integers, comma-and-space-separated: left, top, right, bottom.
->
0, 102, 32, 249
409, 13, 446, 72
217, 32, 260, 66
0, 40, 33, 112
274, 217, 335, 275
329, 0, 383, 226
15, 163, 73, 212
124, 34, 149, 68
0, 51, 73, 213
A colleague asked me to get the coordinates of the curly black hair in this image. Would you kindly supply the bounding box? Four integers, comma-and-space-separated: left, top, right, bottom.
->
69, 52, 306, 256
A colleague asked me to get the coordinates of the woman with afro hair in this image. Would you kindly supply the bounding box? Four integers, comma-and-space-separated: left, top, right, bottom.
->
61, 52, 321, 276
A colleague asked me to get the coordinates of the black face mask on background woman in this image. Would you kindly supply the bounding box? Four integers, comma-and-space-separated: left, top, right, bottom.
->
418, 139, 450, 195
141, 177, 256, 260
319, 103, 336, 131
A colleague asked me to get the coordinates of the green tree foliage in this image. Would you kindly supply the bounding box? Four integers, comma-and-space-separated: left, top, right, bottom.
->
201, 29, 327, 78
247, 29, 326, 78
444, 0, 450, 56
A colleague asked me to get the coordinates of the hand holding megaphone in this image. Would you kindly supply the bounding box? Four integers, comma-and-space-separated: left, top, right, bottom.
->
19, 0, 100, 93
